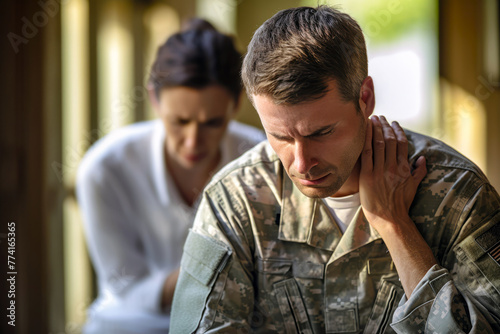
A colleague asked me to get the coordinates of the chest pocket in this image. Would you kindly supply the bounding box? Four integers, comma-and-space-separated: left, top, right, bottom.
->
274, 278, 314, 334
363, 277, 403, 334
361, 254, 402, 334
255, 258, 322, 333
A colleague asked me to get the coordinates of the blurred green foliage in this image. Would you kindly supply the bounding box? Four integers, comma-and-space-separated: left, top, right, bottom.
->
300, 0, 437, 44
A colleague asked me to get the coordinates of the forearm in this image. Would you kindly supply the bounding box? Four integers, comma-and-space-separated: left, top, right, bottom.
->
161, 268, 180, 309
377, 215, 437, 298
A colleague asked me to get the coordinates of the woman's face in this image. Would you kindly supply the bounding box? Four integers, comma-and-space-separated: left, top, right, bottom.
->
156, 85, 237, 171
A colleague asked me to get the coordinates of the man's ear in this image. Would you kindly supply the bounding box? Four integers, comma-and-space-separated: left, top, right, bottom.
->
358, 76, 375, 118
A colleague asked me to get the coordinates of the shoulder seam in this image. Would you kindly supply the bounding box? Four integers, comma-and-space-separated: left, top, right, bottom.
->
206, 156, 280, 194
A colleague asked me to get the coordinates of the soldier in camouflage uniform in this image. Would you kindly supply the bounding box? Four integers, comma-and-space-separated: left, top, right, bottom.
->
170, 6, 500, 333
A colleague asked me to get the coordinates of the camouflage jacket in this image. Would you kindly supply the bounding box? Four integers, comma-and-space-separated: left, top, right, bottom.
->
170, 131, 500, 333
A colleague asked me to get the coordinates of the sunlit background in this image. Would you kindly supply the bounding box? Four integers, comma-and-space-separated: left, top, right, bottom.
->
1, 0, 499, 333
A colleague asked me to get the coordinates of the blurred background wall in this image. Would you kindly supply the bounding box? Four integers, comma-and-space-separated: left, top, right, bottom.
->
0, 0, 498, 333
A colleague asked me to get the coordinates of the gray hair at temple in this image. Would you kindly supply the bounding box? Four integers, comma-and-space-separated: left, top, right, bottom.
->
242, 6, 368, 109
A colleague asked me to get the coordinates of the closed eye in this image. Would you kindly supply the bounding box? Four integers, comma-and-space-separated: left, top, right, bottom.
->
204, 117, 225, 128
269, 132, 293, 142
304, 126, 335, 139
176, 118, 190, 125
268, 125, 336, 142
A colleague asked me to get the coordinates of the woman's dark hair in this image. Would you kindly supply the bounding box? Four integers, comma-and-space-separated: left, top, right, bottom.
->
149, 18, 242, 103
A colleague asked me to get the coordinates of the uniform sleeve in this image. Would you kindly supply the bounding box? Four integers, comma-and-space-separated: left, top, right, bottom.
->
170, 190, 256, 333
76, 162, 169, 313
390, 183, 500, 333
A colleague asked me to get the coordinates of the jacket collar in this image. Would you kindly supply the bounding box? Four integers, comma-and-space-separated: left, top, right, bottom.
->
278, 166, 381, 255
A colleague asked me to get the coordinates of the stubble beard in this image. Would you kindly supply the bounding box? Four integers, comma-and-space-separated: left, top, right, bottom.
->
293, 164, 352, 199
293, 115, 367, 199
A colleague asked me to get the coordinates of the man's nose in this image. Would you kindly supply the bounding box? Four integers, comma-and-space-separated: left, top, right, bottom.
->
184, 124, 201, 150
293, 140, 317, 175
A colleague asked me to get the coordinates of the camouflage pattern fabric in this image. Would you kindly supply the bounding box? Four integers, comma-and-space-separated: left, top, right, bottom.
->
170, 130, 500, 333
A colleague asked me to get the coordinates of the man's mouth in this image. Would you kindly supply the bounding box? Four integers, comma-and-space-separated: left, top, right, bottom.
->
184, 152, 207, 162
296, 174, 330, 186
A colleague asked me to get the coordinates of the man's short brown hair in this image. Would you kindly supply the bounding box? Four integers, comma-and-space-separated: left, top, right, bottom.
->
242, 6, 367, 106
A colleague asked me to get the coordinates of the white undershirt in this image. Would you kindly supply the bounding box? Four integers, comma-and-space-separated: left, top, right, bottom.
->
322, 193, 361, 233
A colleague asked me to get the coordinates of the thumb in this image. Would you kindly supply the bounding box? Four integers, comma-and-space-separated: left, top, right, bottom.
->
412, 156, 427, 184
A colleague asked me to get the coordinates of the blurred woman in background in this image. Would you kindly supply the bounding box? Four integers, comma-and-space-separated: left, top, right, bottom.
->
76, 18, 265, 333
